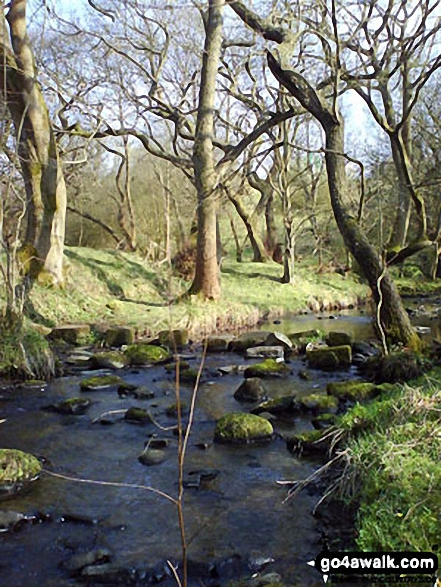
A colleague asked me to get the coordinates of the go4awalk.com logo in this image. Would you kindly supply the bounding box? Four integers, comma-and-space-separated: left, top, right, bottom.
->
307, 551, 438, 584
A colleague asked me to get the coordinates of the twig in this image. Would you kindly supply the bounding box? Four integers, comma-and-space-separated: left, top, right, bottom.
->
42, 469, 177, 505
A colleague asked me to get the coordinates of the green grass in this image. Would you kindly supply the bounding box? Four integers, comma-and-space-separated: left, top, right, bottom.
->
21, 247, 368, 338
335, 369, 441, 556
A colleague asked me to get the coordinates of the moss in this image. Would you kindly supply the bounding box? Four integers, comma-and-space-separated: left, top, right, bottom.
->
299, 393, 339, 413
179, 368, 200, 384
244, 359, 290, 379
0, 449, 41, 486
327, 380, 378, 401
124, 343, 169, 365
214, 413, 273, 444
0, 316, 55, 380
363, 351, 432, 384
53, 397, 91, 415
105, 326, 135, 347
80, 375, 123, 390
158, 329, 189, 349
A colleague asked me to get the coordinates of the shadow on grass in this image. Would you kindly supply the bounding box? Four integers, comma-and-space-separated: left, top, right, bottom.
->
65, 249, 171, 307
221, 266, 282, 283
65, 250, 126, 298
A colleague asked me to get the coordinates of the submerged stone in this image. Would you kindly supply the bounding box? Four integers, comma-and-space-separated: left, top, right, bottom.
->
244, 359, 290, 379
306, 345, 352, 370
51, 397, 91, 415
0, 449, 41, 496
138, 448, 167, 466
124, 344, 169, 366
214, 413, 273, 444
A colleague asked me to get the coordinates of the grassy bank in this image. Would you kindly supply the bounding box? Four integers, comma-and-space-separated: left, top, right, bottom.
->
333, 369, 441, 560
26, 247, 368, 337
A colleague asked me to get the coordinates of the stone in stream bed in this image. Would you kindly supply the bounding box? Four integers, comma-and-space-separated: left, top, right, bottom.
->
251, 396, 298, 416
233, 378, 267, 402
0, 510, 37, 532
89, 351, 127, 370
48, 397, 91, 415
298, 393, 339, 414
138, 448, 167, 466
214, 413, 273, 444
117, 384, 155, 399
286, 429, 330, 456
306, 345, 352, 370
124, 343, 169, 366
244, 359, 290, 379
124, 407, 153, 424
62, 547, 113, 574
0, 449, 42, 496
204, 335, 235, 352
326, 331, 353, 347
80, 375, 124, 391
105, 326, 135, 347
49, 324, 91, 345
263, 332, 292, 349
245, 346, 284, 360
158, 329, 189, 349
229, 331, 273, 352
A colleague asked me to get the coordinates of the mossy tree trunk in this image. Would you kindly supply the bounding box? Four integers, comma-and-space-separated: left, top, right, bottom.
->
1, 1, 66, 286
266, 54, 419, 347
189, 0, 225, 300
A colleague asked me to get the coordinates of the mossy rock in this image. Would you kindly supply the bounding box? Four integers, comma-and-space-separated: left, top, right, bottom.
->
180, 368, 200, 384
286, 429, 330, 455
165, 402, 189, 417
124, 407, 152, 423
244, 359, 290, 379
306, 345, 352, 371
205, 335, 234, 352
52, 397, 91, 415
164, 360, 190, 373
326, 331, 353, 347
229, 331, 272, 352
124, 344, 169, 365
252, 395, 297, 416
49, 324, 91, 345
362, 351, 432, 383
89, 351, 127, 370
214, 413, 273, 444
298, 393, 339, 414
287, 329, 322, 350
80, 375, 124, 391
327, 380, 378, 401
105, 326, 135, 347
0, 449, 41, 495
158, 329, 189, 349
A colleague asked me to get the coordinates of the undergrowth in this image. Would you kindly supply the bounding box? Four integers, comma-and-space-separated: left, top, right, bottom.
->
332, 369, 441, 556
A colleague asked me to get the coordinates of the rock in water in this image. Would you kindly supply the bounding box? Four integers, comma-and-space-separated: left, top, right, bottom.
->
214, 413, 273, 444
233, 378, 267, 402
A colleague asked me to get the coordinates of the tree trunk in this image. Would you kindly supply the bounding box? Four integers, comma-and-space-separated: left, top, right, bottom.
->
387, 133, 412, 249
189, 0, 225, 300
1, 1, 66, 285
226, 189, 269, 262
325, 122, 420, 348
265, 195, 277, 256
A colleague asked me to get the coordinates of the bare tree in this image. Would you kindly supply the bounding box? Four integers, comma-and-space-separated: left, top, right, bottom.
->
0, 0, 66, 286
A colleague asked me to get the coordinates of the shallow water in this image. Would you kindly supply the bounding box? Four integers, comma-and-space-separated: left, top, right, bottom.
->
0, 307, 427, 587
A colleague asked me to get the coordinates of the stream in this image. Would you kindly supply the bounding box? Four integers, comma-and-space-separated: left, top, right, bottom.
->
0, 303, 437, 587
